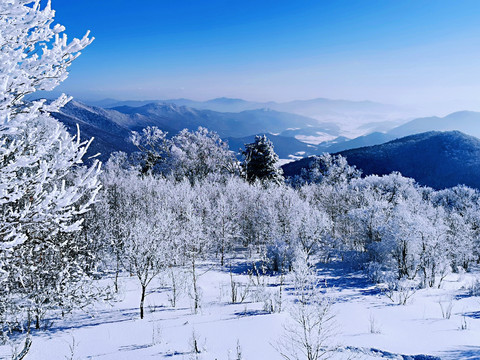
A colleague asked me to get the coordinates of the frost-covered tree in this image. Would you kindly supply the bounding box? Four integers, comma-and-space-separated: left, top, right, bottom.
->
97, 153, 136, 292
241, 135, 284, 185
98, 169, 179, 319
123, 182, 176, 319
275, 251, 335, 360
0, 0, 100, 333
174, 182, 212, 314
169, 127, 238, 184
431, 185, 480, 270
203, 179, 243, 266
238, 182, 276, 252
444, 210, 476, 272
333, 173, 457, 288
267, 186, 303, 272
297, 158, 362, 243
130, 126, 170, 175
0, 0, 98, 251
298, 153, 360, 186
296, 203, 332, 260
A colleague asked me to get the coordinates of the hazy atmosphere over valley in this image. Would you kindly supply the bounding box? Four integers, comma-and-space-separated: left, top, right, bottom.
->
2, 1, 480, 359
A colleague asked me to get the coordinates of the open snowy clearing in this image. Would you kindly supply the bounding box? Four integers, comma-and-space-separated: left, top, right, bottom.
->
1, 261, 479, 360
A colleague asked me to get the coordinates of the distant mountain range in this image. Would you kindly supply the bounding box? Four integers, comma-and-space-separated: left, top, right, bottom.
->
52, 99, 480, 189
52, 101, 136, 162
86, 96, 401, 117
109, 102, 323, 138
312, 110, 480, 154
52, 100, 326, 161
283, 131, 480, 189
388, 111, 480, 139
85, 96, 407, 139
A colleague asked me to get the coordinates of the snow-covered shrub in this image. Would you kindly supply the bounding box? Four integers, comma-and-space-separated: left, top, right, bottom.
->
266, 239, 296, 273
261, 287, 284, 314
274, 251, 337, 360
166, 267, 188, 308
229, 272, 250, 304
460, 315, 469, 330
151, 320, 163, 346
467, 278, 480, 296
248, 264, 271, 304
366, 262, 389, 283
369, 313, 382, 334
438, 297, 454, 319
383, 277, 417, 305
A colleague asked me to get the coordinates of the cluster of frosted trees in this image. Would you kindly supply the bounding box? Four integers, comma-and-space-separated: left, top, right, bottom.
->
79, 135, 480, 320
90, 147, 330, 318
297, 156, 480, 290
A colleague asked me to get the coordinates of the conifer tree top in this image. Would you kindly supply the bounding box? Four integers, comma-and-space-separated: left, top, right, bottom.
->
241, 135, 284, 185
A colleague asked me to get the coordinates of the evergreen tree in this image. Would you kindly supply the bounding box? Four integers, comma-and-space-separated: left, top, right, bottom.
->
241, 135, 284, 185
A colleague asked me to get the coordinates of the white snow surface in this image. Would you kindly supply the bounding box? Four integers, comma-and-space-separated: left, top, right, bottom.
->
2, 261, 480, 360
294, 133, 338, 145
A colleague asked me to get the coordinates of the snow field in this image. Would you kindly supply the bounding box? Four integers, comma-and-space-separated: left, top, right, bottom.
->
2, 262, 479, 360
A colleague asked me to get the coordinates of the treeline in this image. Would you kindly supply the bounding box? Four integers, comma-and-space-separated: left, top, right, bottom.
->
92, 127, 480, 316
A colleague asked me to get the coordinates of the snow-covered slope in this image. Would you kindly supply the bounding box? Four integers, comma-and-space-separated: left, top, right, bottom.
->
52, 101, 137, 162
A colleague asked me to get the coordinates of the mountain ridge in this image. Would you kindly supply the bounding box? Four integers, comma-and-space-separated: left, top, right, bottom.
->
282, 131, 480, 189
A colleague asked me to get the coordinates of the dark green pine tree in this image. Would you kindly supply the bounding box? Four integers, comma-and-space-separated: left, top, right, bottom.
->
241, 135, 284, 184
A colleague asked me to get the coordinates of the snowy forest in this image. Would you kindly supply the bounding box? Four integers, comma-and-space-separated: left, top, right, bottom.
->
1, 1, 480, 360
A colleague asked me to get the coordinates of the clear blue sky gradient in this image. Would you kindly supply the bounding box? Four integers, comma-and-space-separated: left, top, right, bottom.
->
53, 0, 480, 113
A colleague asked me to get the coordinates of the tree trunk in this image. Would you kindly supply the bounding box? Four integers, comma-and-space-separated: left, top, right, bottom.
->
13, 337, 31, 360
114, 254, 120, 293
140, 284, 146, 319
35, 314, 40, 330
192, 258, 199, 314
220, 241, 225, 267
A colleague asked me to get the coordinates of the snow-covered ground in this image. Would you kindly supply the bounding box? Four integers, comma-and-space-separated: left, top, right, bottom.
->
2, 261, 480, 360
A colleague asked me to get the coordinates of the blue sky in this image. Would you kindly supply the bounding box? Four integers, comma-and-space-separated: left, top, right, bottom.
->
54, 0, 480, 114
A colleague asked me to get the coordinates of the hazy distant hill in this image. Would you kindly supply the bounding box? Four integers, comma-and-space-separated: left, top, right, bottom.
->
319, 132, 397, 153
84, 96, 405, 130
282, 131, 480, 190
308, 110, 480, 154
271, 98, 399, 119
110, 103, 323, 138
388, 111, 480, 139
86, 96, 396, 113
87, 97, 266, 112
